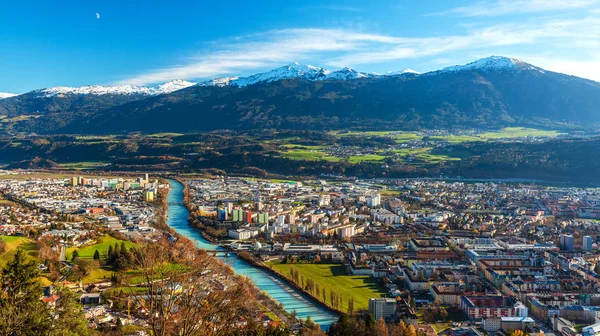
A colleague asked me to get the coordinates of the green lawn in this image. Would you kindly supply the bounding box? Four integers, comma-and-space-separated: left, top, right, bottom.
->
0, 236, 52, 285
67, 234, 137, 260
0, 236, 38, 265
266, 261, 387, 311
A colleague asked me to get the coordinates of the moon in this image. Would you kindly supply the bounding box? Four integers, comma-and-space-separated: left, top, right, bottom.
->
95, 13, 100, 19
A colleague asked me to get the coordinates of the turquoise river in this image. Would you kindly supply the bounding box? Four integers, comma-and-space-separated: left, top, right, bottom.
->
165, 179, 338, 329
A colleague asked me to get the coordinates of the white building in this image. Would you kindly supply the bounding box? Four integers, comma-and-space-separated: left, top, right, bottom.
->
367, 194, 381, 208
228, 229, 258, 240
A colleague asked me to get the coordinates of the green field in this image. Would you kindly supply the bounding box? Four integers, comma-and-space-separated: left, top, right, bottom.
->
333, 131, 422, 143
280, 149, 342, 162
57, 162, 108, 169
67, 234, 137, 260
430, 127, 563, 143
0, 236, 38, 265
348, 154, 387, 163
0, 236, 52, 285
266, 261, 386, 311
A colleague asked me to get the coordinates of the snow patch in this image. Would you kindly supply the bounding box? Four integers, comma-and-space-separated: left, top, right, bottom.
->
0, 92, 17, 99
37, 79, 197, 98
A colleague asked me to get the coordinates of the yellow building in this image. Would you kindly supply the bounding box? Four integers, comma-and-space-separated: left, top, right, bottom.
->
70, 176, 78, 186
144, 191, 154, 202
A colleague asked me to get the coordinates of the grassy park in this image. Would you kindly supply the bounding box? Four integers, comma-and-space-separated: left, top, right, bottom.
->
266, 261, 387, 311
67, 234, 137, 260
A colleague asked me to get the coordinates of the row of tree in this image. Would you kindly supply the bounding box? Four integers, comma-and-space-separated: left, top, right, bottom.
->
287, 267, 354, 313
328, 315, 424, 336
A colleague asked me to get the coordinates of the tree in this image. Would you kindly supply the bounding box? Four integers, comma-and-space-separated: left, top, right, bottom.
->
49, 286, 89, 336
406, 324, 417, 336
130, 237, 262, 336
390, 320, 407, 336
0, 248, 51, 335
71, 249, 79, 262
93, 249, 100, 261
107, 245, 113, 261
364, 313, 376, 332
347, 297, 354, 315
374, 317, 389, 336
116, 317, 123, 331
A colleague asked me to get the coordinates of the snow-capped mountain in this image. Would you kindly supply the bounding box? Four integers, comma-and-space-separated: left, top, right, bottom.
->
200, 62, 376, 87
36, 79, 196, 98
439, 56, 541, 73
385, 68, 421, 76
0, 92, 17, 99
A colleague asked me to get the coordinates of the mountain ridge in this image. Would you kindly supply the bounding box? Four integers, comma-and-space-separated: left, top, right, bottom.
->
2, 56, 600, 135
4, 56, 548, 98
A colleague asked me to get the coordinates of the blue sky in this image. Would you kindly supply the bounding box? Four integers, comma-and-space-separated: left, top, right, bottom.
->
2, 0, 600, 93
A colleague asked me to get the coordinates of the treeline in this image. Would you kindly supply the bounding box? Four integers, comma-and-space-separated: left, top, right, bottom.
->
328, 314, 425, 336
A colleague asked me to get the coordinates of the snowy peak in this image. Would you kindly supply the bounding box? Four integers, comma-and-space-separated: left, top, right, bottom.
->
385, 68, 421, 76
0, 92, 17, 99
200, 63, 376, 87
36, 79, 197, 98
155, 79, 197, 93
327, 67, 375, 80
439, 56, 540, 73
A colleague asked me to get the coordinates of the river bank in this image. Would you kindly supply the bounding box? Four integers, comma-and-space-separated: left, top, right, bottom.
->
237, 252, 347, 316
164, 179, 339, 329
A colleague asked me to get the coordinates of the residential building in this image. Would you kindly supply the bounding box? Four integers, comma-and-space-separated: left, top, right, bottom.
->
584, 235, 593, 251
369, 298, 397, 321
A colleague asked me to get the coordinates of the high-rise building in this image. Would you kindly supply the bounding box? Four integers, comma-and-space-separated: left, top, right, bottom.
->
70, 176, 78, 186
255, 202, 263, 211
144, 191, 155, 202
243, 211, 253, 223
368, 298, 397, 321
257, 213, 269, 224
583, 236, 593, 251
218, 209, 227, 221
232, 209, 243, 222
560, 234, 575, 251
318, 194, 331, 207
285, 213, 296, 224
367, 194, 381, 208
144, 173, 149, 182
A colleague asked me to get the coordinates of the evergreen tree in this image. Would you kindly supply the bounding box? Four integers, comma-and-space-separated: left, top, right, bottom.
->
107, 245, 113, 261
116, 317, 123, 331
93, 249, 100, 261
71, 249, 79, 262
0, 248, 51, 334
49, 286, 89, 336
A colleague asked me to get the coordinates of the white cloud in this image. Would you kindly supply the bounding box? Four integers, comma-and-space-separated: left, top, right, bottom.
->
430, 0, 597, 17
119, 14, 600, 85
95, 13, 100, 19
512, 55, 600, 81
